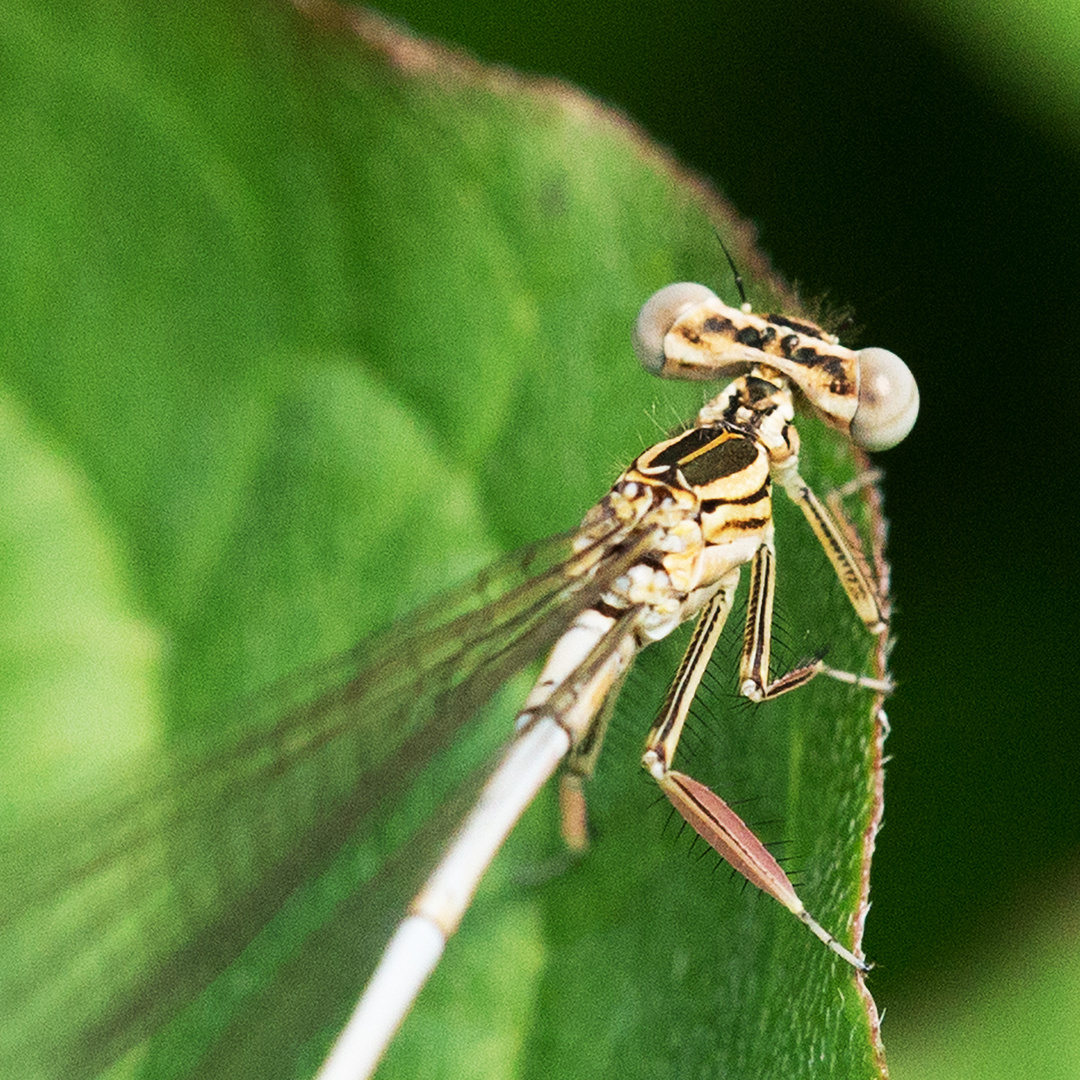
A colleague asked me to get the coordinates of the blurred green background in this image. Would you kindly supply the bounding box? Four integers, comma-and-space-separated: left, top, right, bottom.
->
337, 0, 1080, 1074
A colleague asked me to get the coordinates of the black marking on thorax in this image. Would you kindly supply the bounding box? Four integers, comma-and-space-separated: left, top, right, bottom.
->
646, 425, 759, 489
700, 484, 769, 514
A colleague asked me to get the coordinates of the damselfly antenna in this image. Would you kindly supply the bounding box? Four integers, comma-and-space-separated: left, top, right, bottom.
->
713, 231, 750, 311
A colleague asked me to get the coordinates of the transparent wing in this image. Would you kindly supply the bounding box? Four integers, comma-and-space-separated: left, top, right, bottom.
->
0, 520, 652, 1080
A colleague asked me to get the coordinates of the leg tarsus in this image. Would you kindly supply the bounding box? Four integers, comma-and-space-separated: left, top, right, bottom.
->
742, 657, 893, 703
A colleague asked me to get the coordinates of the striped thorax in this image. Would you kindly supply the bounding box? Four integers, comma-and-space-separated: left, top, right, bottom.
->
570, 363, 800, 660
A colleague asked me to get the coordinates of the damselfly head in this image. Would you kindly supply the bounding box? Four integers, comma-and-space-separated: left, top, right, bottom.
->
632, 282, 918, 451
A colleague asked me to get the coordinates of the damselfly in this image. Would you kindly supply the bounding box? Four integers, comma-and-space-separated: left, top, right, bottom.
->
1, 278, 917, 1080
320, 281, 918, 1079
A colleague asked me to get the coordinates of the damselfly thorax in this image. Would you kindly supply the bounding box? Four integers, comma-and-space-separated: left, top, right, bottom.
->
320, 282, 918, 1080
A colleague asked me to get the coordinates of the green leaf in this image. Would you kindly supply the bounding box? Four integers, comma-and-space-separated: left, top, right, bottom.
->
0, 3, 889, 1078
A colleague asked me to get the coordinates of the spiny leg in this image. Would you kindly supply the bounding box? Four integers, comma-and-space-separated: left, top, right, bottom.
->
739, 471, 895, 701
640, 573, 868, 971
737, 541, 890, 701
824, 468, 890, 614
738, 541, 823, 701
654, 769, 868, 971
826, 468, 884, 531
642, 573, 739, 776
776, 466, 886, 632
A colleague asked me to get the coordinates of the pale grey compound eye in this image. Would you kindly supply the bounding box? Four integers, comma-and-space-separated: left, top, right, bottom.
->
632, 282, 719, 374
850, 347, 920, 450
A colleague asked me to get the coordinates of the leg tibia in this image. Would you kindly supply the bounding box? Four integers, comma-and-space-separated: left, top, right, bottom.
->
645, 763, 868, 971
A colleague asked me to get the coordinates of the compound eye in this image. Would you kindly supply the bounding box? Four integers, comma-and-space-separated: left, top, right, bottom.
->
632, 283, 719, 374
851, 348, 919, 450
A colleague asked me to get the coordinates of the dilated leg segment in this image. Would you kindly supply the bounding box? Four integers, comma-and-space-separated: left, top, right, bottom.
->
641, 570, 868, 972
558, 773, 590, 854
656, 769, 868, 971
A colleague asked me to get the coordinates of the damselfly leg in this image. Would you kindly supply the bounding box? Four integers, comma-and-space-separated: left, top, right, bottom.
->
640, 470, 892, 972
